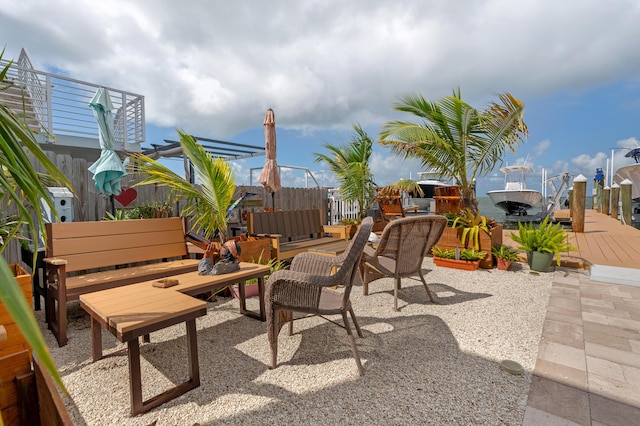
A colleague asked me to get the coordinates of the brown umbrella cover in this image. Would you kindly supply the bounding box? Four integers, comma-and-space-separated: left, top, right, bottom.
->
258, 109, 282, 207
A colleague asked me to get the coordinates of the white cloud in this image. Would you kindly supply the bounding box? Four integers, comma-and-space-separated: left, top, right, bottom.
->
2, 0, 639, 137
2, 0, 640, 189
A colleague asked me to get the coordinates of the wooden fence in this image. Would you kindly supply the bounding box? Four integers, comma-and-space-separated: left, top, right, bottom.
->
1, 151, 329, 265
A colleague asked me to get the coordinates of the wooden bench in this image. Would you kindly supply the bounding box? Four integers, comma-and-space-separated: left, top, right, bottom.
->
44, 217, 200, 347
247, 209, 339, 260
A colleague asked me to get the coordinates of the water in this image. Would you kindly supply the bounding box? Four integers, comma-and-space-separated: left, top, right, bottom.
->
478, 196, 640, 230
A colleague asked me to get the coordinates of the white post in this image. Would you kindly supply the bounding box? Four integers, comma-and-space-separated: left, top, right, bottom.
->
611, 148, 615, 187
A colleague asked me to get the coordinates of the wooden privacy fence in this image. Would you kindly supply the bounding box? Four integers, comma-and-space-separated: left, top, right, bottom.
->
1, 151, 329, 265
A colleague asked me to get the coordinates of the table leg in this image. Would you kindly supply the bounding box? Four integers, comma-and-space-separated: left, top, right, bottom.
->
128, 338, 143, 415
237, 277, 266, 321
238, 280, 247, 313
186, 319, 200, 387
127, 320, 201, 416
90, 317, 103, 362
258, 275, 266, 321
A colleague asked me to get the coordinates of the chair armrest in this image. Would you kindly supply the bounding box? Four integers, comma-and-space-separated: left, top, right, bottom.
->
290, 252, 340, 276
266, 270, 336, 307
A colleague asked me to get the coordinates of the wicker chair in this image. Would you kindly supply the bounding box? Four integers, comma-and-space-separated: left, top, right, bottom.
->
266, 217, 373, 376
360, 215, 447, 311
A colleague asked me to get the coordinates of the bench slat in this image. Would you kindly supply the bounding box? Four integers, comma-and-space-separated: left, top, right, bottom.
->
48, 228, 187, 257
50, 242, 191, 273
63, 259, 200, 299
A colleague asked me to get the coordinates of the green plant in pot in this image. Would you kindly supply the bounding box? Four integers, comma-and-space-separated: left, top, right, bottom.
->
452, 208, 493, 250
510, 216, 576, 272
432, 246, 487, 270
491, 244, 520, 270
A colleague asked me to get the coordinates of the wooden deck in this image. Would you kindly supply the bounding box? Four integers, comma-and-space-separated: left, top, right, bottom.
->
503, 209, 640, 285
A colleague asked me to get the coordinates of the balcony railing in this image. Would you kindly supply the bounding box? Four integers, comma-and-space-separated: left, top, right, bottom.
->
0, 48, 144, 151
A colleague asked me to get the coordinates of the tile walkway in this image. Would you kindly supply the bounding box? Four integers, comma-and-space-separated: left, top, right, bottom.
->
523, 268, 640, 426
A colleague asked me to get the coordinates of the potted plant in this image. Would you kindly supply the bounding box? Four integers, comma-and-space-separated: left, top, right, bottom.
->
432, 246, 487, 271
510, 216, 576, 272
491, 244, 520, 270
436, 208, 502, 269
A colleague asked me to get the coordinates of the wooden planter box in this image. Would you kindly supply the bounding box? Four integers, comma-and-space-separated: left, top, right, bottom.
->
237, 238, 272, 264
433, 257, 481, 271
1, 264, 32, 360
434, 225, 503, 269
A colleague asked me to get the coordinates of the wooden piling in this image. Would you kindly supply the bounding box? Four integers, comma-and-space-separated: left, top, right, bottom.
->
610, 183, 620, 220
572, 174, 587, 233
602, 186, 610, 215
620, 179, 633, 226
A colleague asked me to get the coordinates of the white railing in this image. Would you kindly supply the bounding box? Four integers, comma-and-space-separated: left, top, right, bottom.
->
327, 189, 361, 224
1, 48, 145, 151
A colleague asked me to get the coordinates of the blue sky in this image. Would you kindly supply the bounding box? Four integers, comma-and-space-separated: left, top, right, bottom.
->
2, 0, 639, 196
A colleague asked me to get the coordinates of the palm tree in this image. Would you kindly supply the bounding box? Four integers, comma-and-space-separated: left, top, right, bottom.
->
379, 88, 528, 214
130, 130, 236, 241
314, 124, 377, 220
1, 48, 72, 393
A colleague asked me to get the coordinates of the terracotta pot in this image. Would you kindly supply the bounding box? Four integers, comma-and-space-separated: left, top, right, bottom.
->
496, 258, 513, 271
433, 256, 481, 271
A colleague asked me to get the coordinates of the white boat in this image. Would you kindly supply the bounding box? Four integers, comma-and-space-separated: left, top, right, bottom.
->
409, 170, 452, 212
613, 147, 640, 219
487, 165, 543, 215
613, 148, 640, 201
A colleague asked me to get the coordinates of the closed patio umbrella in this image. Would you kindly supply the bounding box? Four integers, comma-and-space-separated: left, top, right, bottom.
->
257, 108, 281, 209
87, 87, 126, 213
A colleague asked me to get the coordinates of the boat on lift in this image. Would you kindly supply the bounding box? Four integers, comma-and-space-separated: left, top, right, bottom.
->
613, 147, 640, 218
487, 165, 543, 216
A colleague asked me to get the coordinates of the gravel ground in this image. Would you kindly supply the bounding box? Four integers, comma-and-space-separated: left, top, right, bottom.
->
37, 257, 553, 426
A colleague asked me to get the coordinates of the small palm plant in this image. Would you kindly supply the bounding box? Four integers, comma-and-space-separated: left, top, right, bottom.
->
1, 48, 72, 393
130, 130, 236, 241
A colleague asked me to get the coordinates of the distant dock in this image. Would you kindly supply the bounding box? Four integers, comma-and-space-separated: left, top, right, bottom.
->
503, 209, 640, 286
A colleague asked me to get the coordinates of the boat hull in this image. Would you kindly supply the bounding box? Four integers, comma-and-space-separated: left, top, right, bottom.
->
487, 189, 543, 215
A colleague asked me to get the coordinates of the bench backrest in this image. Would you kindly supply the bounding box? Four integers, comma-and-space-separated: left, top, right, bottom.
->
248, 209, 324, 240
46, 217, 189, 273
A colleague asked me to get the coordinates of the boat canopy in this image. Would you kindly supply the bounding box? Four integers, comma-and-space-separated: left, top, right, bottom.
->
498, 165, 533, 174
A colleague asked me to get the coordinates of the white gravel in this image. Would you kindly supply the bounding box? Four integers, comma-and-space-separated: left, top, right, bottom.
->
37, 257, 553, 425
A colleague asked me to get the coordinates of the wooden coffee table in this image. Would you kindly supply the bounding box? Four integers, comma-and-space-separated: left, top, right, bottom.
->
80, 285, 206, 415
79, 262, 272, 415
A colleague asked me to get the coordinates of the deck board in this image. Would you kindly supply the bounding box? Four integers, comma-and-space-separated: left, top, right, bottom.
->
503, 209, 640, 271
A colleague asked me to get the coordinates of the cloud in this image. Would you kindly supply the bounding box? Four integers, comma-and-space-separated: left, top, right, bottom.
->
2, 0, 639, 138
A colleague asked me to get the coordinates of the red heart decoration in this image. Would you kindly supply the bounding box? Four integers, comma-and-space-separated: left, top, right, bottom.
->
113, 187, 137, 207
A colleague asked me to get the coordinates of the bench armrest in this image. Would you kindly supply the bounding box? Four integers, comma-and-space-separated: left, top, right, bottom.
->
252, 233, 283, 238
43, 257, 68, 266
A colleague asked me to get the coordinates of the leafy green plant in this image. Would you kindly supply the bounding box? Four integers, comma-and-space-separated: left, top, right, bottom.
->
379, 88, 528, 214
452, 208, 492, 250
1, 48, 72, 394
510, 216, 576, 265
432, 246, 486, 261
491, 244, 520, 261
103, 209, 125, 220
339, 217, 360, 225
130, 130, 236, 241
314, 124, 377, 220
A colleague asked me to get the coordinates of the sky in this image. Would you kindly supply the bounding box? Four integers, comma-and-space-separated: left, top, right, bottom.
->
1, 0, 640, 196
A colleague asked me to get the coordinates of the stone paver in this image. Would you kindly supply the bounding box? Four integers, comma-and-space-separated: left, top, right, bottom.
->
525, 269, 640, 426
